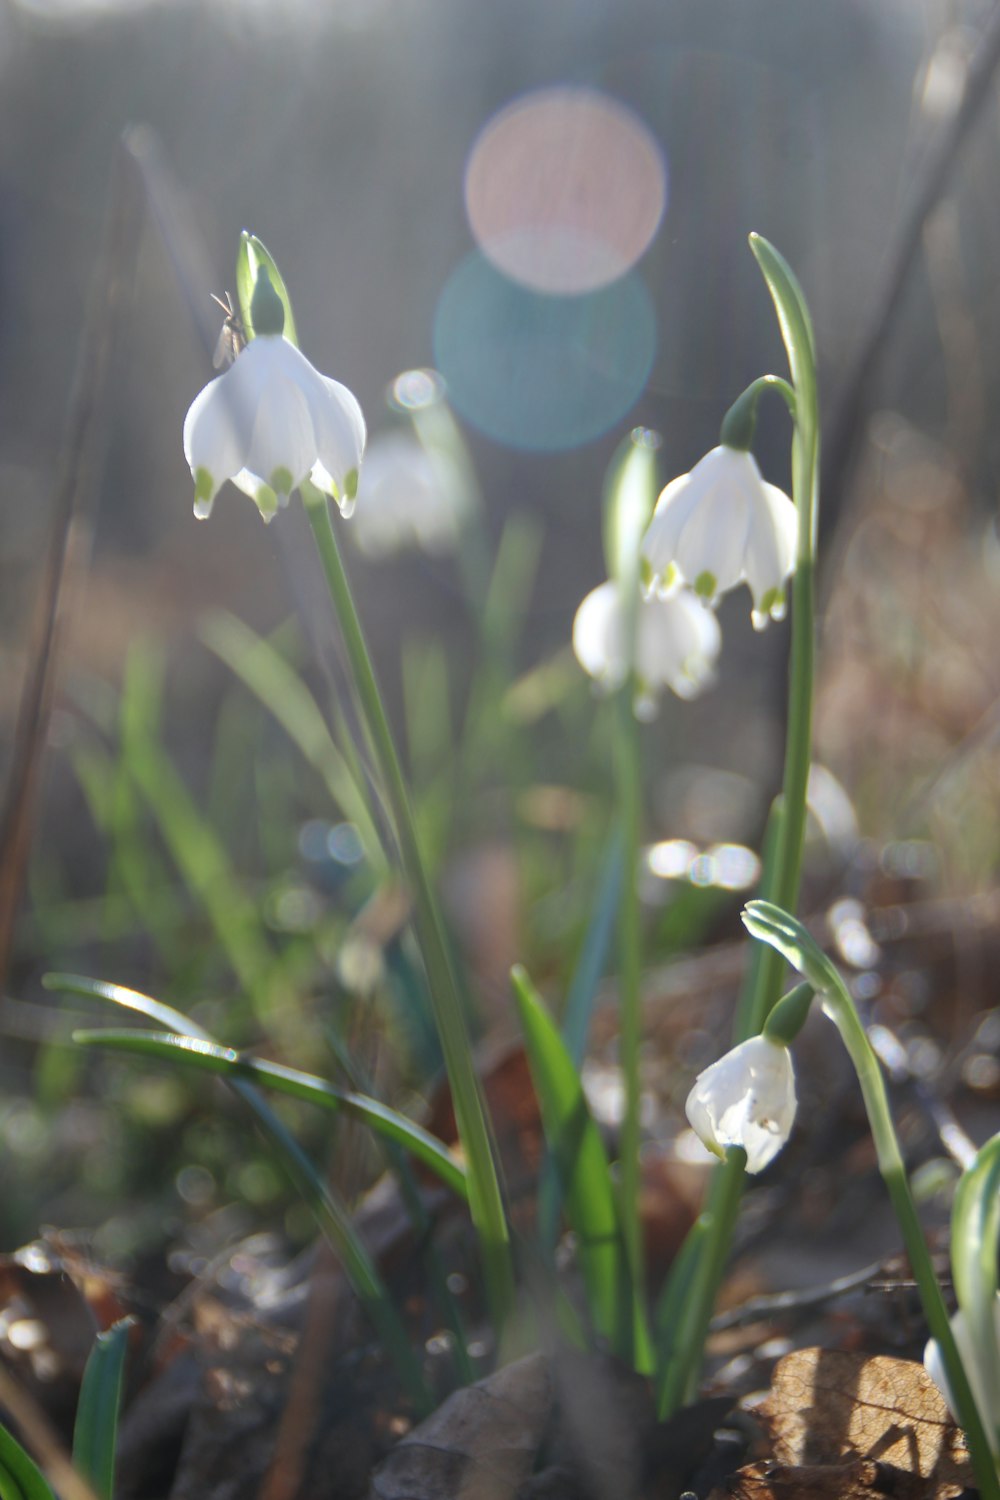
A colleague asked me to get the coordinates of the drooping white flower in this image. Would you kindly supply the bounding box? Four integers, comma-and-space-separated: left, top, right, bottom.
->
641, 445, 797, 630
685, 1034, 796, 1174
350, 431, 471, 558
572, 579, 720, 716
925, 1303, 1000, 1454
183, 334, 366, 522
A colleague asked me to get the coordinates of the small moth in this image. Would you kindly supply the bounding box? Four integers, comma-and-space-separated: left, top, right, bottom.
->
211, 291, 246, 369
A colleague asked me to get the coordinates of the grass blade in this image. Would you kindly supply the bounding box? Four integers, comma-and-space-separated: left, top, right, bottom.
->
72, 1028, 468, 1201
44, 972, 431, 1412
72, 1320, 132, 1500
0, 1424, 56, 1500
200, 611, 384, 869
511, 964, 650, 1369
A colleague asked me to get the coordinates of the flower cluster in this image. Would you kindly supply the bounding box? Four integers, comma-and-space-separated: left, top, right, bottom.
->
573, 442, 796, 710
572, 579, 720, 717
184, 331, 366, 523
642, 445, 797, 631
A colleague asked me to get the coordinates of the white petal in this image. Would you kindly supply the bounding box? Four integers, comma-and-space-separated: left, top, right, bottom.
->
182, 373, 251, 511
635, 589, 721, 699
685, 1035, 796, 1174
675, 449, 753, 597
244, 372, 315, 498
744, 481, 798, 629
310, 377, 367, 496
642, 472, 697, 583
572, 581, 627, 690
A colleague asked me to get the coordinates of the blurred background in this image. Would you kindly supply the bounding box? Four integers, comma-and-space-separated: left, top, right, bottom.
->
1, 0, 999, 1258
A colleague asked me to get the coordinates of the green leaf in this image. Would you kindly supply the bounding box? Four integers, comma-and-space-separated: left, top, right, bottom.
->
235, 231, 299, 348
0, 1424, 55, 1500
602, 427, 661, 589
748, 234, 817, 395
199, 611, 384, 870
72, 1028, 468, 1202
73, 1320, 133, 1500
45, 972, 431, 1413
511, 965, 650, 1367
741, 899, 838, 996
951, 1131, 1000, 1446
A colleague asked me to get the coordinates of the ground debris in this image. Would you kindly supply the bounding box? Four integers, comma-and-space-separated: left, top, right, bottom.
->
708, 1455, 908, 1499
368, 1352, 552, 1500
739, 1347, 973, 1500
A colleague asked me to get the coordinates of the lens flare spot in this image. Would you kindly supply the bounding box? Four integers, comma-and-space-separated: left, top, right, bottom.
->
465, 86, 667, 295
433, 252, 655, 452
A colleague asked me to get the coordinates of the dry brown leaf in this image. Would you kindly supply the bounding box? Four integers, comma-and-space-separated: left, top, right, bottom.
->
369, 1352, 552, 1500
760, 1347, 971, 1499
708, 1456, 889, 1500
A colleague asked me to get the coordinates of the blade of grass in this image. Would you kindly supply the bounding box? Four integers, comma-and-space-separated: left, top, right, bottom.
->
73, 1028, 468, 1201
537, 826, 623, 1251
45, 972, 430, 1412
511, 965, 651, 1370
200, 611, 384, 871
72, 1320, 133, 1500
0, 1424, 56, 1500
118, 645, 280, 1029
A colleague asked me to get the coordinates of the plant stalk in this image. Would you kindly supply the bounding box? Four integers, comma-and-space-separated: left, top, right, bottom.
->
300, 485, 515, 1331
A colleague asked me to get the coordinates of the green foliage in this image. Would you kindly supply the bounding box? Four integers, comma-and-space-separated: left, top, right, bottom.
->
73, 1320, 133, 1500
511, 965, 651, 1369
0, 1423, 56, 1500
236, 231, 299, 348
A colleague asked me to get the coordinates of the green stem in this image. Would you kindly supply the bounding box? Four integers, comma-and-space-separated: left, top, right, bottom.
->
657, 237, 820, 1413
300, 484, 515, 1332
615, 679, 644, 1318
822, 976, 1000, 1500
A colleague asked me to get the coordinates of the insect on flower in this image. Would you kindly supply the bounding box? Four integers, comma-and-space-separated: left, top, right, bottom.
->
210, 291, 246, 370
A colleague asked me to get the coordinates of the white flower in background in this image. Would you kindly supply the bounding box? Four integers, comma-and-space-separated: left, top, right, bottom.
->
183, 335, 366, 523
572, 579, 720, 716
685, 1034, 796, 1174
925, 1303, 1000, 1454
351, 431, 471, 558
641, 445, 797, 630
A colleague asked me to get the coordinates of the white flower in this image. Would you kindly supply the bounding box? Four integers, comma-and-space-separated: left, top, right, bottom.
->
685, 1034, 796, 1174
925, 1303, 1000, 1454
183, 334, 366, 522
641, 445, 797, 630
572, 579, 720, 716
351, 431, 471, 558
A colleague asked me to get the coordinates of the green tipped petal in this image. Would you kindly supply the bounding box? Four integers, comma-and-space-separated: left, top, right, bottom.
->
694, 570, 717, 601
194, 467, 215, 520
269, 465, 294, 497
254, 484, 279, 522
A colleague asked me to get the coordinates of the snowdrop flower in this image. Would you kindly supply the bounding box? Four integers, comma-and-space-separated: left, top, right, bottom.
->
572, 579, 720, 716
183, 275, 365, 523
685, 1034, 796, 1174
642, 445, 797, 630
925, 1303, 1000, 1454
351, 431, 471, 558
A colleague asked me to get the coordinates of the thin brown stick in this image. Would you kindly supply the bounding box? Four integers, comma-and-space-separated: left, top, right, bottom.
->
821, 2, 1000, 550
0, 137, 145, 990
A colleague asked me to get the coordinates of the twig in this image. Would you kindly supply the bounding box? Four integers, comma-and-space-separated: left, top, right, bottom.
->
0, 137, 144, 990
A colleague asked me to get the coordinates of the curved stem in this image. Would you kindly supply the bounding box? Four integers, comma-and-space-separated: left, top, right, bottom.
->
657, 238, 820, 1414
823, 976, 1000, 1500
300, 484, 515, 1332
615, 678, 644, 1324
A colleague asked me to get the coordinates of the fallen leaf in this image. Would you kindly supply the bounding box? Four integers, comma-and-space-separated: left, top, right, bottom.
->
759, 1347, 971, 1499
708, 1456, 887, 1500
369, 1352, 552, 1500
